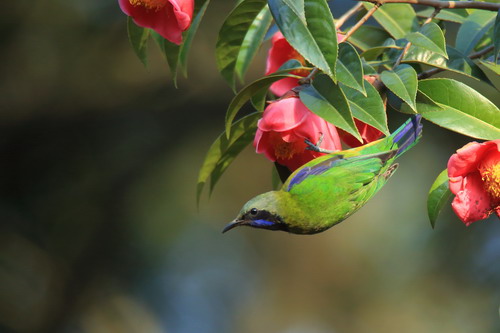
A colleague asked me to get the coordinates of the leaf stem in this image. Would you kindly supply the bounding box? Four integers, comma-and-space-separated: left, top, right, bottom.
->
336, 3, 363, 30
393, 8, 441, 68
417, 45, 494, 79
356, 0, 500, 11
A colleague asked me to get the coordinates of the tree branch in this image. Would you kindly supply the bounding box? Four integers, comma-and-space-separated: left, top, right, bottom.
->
357, 0, 500, 11
343, 3, 381, 41
336, 3, 363, 30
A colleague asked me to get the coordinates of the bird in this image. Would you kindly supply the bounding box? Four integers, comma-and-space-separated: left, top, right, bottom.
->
222, 115, 423, 234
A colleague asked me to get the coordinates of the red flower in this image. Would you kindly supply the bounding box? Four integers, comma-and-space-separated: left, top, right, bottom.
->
254, 95, 342, 171
447, 140, 500, 225
266, 31, 346, 97
119, 0, 194, 45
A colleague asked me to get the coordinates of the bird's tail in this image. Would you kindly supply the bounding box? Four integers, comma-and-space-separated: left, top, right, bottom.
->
391, 115, 423, 157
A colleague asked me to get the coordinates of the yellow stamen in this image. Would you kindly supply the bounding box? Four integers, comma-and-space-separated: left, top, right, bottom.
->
129, 0, 167, 11
269, 132, 302, 160
480, 159, 500, 201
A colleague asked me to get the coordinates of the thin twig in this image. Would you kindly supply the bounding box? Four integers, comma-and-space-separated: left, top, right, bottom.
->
417, 45, 494, 79
336, 3, 363, 30
393, 8, 441, 68
298, 67, 319, 85
343, 3, 382, 41
357, 0, 500, 11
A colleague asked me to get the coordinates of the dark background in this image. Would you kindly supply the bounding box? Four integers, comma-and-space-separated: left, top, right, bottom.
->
0, 1, 499, 332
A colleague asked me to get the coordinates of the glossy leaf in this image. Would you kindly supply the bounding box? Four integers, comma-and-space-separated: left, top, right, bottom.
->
299, 75, 361, 141
349, 25, 391, 52
225, 70, 304, 137
336, 43, 365, 94
342, 80, 389, 136
235, 6, 273, 81
427, 169, 453, 228
478, 60, 500, 91
361, 39, 402, 61
397, 90, 441, 115
361, 59, 378, 75
418, 79, 500, 140
456, 10, 496, 55
216, 0, 268, 89
363, 3, 418, 39
268, 0, 338, 81
179, 0, 211, 76
127, 17, 150, 67
495, 9, 500, 62
380, 65, 417, 112
416, 8, 468, 23
197, 112, 261, 203
152, 32, 181, 86
403, 45, 490, 82
406, 22, 447, 58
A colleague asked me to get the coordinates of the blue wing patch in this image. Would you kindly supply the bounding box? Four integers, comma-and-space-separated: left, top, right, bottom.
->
286, 155, 344, 191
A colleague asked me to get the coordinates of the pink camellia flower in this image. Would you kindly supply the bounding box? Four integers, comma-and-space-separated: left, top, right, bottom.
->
266, 31, 346, 96
254, 95, 342, 172
447, 140, 500, 225
119, 0, 194, 45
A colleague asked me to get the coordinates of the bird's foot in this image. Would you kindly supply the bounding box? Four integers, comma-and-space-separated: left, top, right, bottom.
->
305, 134, 335, 154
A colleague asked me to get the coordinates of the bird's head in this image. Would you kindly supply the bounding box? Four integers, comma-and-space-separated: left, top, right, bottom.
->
222, 192, 289, 233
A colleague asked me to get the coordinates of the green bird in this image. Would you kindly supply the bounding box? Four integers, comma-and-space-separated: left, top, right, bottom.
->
223, 115, 422, 234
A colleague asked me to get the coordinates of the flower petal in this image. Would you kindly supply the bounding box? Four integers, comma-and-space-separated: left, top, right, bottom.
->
258, 97, 308, 132
451, 172, 493, 226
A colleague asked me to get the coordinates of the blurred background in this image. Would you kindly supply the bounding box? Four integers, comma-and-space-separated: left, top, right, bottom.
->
0, 1, 499, 332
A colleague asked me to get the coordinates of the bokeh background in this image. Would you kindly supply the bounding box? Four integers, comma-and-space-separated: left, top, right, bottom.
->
1, 1, 499, 332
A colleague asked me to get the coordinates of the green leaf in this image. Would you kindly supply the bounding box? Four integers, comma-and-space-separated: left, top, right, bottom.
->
494, 10, 500, 62
216, 0, 268, 89
197, 112, 261, 203
268, 0, 338, 81
361, 39, 402, 61
127, 17, 150, 67
363, 3, 418, 39
349, 26, 391, 51
336, 43, 365, 94
406, 22, 448, 58
380, 65, 417, 112
418, 79, 500, 140
178, 0, 211, 77
403, 45, 489, 82
152, 32, 181, 86
299, 75, 361, 141
361, 58, 378, 75
225, 70, 304, 137
397, 90, 441, 115
341, 80, 389, 136
416, 8, 468, 24
456, 10, 496, 55
478, 60, 500, 91
427, 169, 453, 228
235, 6, 273, 82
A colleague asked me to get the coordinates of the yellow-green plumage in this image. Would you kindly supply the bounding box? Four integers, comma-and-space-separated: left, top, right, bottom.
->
223, 116, 422, 234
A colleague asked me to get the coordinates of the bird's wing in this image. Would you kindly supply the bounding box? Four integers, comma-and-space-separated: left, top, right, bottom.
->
284, 150, 397, 193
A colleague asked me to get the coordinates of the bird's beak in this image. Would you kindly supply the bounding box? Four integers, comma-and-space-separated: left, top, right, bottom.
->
222, 219, 247, 233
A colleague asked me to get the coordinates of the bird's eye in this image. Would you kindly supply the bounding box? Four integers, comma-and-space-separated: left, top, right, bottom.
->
250, 208, 258, 216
